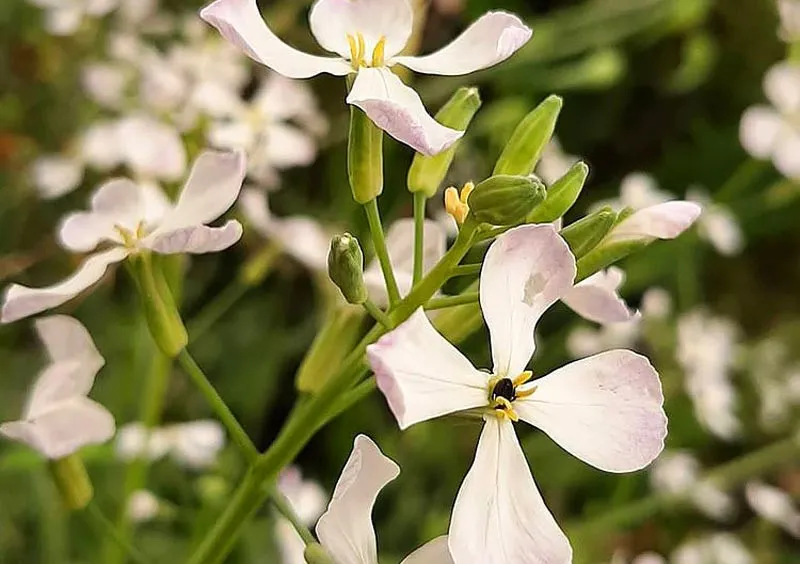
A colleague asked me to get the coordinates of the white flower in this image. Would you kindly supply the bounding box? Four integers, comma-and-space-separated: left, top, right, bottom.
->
744, 481, 800, 537
115, 420, 225, 470
672, 533, 752, 564
200, 0, 531, 155
0, 316, 114, 459
81, 62, 131, 110
127, 490, 161, 523
1, 150, 247, 324
275, 467, 327, 564
562, 267, 638, 325
686, 188, 743, 256
650, 451, 734, 521
28, 0, 118, 36
677, 310, 741, 441
367, 224, 667, 564
740, 62, 800, 179
314, 435, 454, 564
31, 155, 85, 200
535, 138, 578, 186
778, 0, 800, 42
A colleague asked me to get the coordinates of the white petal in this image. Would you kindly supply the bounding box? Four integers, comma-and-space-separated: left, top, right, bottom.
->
367, 308, 488, 430
449, 418, 572, 564
401, 536, 454, 564
0, 397, 115, 459
480, 224, 576, 378
316, 435, 399, 564
115, 423, 171, 461
31, 155, 84, 199
698, 207, 744, 256
744, 481, 800, 537
309, 0, 413, 60
278, 467, 328, 525
607, 201, 702, 244
263, 123, 318, 168
79, 121, 122, 170
117, 115, 187, 181
1, 247, 130, 324
562, 267, 636, 324
773, 129, 800, 179
764, 62, 800, 114
515, 350, 667, 472
395, 11, 531, 76
35, 315, 102, 366
44, 6, 83, 36
739, 106, 784, 159
200, 0, 350, 79
346, 67, 463, 156
81, 63, 129, 109
145, 220, 243, 254
619, 172, 671, 210
167, 420, 226, 469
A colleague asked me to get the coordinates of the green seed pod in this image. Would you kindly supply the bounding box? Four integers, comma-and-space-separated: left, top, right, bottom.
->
527, 161, 590, 223
408, 87, 482, 197
328, 234, 368, 305
304, 543, 335, 564
348, 106, 383, 204
468, 175, 546, 226
559, 206, 617, 259
49, 455, 93, 510
493, 95, 563, 177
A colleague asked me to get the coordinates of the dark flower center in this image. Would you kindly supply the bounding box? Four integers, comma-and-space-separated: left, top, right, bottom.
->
491, 378, 516, 403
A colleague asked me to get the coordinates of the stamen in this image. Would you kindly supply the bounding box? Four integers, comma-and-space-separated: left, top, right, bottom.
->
492, 397, 519, 422
512, 371, 533, 387
515, 385, 537, 399
444, 182, 474, 225
347, 34, 360, 68
357, 33, 366, 64
135, 221, 146, 239
114, 224, 134, 247
371, 36, 386, 67
460, 181, 475, 204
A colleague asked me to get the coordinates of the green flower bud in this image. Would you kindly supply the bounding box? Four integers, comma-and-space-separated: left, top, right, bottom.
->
49, 455, 93, 510
493, 95, 563, 177
348, 106, 383, 204
559, 206, 617, 259
468, 175, 546, 226
328, 234, 368, 305
304, 543, 335, 564
527, 161, 589, 223
408, 87, 482, 197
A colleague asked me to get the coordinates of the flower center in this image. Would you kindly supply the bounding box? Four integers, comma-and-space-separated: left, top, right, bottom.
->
346, 33, 387, 70
488, 372, 536, 421
444, 182, 474, 225
114, 221, 147, 250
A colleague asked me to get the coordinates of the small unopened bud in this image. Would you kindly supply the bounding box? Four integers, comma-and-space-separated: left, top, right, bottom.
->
493, 95, 563, 177
559, 207, 617, 258
527, 161, 589, 223
408, 87, 482, 197
468, 175, 545, 226
49, 455, 93, 510
348, 106, 383, 204
304, 543, 335, 564
328, 234, 368, 304
444, 182, 475, 225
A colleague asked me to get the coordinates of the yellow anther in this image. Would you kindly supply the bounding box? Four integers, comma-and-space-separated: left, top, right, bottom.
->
371, 36, 386, 67
445, 182, 475, 225
357, 33, 366, 63
114, 221, 146, 249
512, 371, 533, 388
515, 385, 537, 400
492, 397, 519, 422
347, 34, 366, 69
135, 221, 146, 239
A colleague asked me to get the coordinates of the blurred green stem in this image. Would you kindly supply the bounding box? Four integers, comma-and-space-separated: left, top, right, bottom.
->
716, 159, 767, 203
413, 192, 426, 284
364, 199, 401, 306
85, 503, 151, 564
35, 470, 66, 564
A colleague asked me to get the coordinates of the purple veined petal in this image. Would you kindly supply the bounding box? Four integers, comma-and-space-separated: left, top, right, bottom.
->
606, 201, 702, 244
145, 220, 243, 254
394, 11, 531, 76
1, 247, 131, 324
367, 308, 488, 430
200, 0, 351, 79
561, 267, 637, 325
515, 349, 667, 473
309, 0, 413, 60
316, 435, 399, 564
401, 536, 454, 564
480, 224, 576, 378
764, 62, 800, 115
346, 67, 463, 156
449, 417, 572, 564
739, 105, 784, 159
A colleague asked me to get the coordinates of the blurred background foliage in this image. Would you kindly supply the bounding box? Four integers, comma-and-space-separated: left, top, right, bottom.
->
1, 0, 800, 562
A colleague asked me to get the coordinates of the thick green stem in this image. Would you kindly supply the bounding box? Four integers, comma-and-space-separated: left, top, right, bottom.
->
412, 191, 427, 284
362, 299, 393, 329
364, 199, 401, 306
425, 292, 480, 310
449, 264, 482, 278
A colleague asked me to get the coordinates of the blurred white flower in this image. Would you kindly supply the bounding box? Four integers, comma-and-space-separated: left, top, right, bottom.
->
81, 62, 131, 110
368, 224, 667, 564
0, 316, 114, 459
201, 0, 532, 155
640, 287, 673, 320
778, 0, 800, 42
31, 155, 85, 200
740, 62, 800, 179
275, 467, 327, 564
535, 137, 578, 186
677, 310, 741, 441
116, 420, 225, 470
686, 188, 744, 256
2, 150, 246, 324
744, 481, 800, 537
650, 450, 735, 521
28, 0, 118, 36
631, 554, 667, 564
672, 533, 752, 564
127, 489, 161, 523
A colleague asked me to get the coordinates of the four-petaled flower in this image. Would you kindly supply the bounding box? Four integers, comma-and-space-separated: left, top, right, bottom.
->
200, 0, 532, 156
367, 224, 668, 564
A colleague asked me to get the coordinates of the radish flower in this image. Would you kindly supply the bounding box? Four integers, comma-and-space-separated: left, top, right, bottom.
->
200, 0, 532, 156
367, 224, 667, 564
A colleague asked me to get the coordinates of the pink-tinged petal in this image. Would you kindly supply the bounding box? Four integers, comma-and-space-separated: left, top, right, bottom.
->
1, 247, 130, 324
0, 397, 115, 459
401, 536, 454, 564
316, 435, 398, 564
607, 201, 702, 244
773, 129, 800, 179
515, 350, 667, 473
309, 0, 413, 60
562, 267, 636, 324
739, 106, 784, 159
395, 11, 531, 76
367, 308, 488, 430
145, 220, 243, 254
764, 62, 800, 114
480, 224, 576, 378
200, 0, 350, 78
346, 67, 463, 156
449, 418, 572, 564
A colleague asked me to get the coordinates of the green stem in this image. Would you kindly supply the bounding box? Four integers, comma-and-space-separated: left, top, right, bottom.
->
176, 349, 258, 464
86, 503, 152, 564
35, 470, 66, 564
449, 264, 482, 278
425, 292, 480, 310
412, 191, 427, 284
716, 159, 767, 203
188, 281, 250, 343
364, 199, 401, 306
362, 299, 393, 329
269, 485, 317, 545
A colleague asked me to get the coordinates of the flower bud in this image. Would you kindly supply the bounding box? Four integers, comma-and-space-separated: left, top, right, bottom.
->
348, 106, 383, 204
328, 234, 368, 305
49, 454, 93, 510
408, 87, 482, 197
559, 206, 617, 258
493, 95, 563, 177
527, 161, 589, 223
467, 175, 545, 226
304, 543, 335, 564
